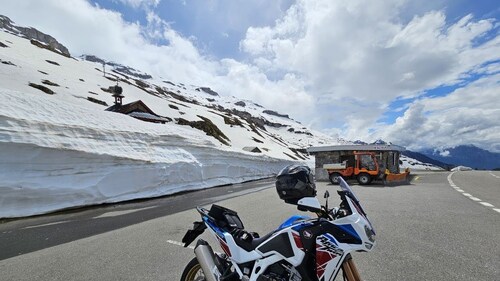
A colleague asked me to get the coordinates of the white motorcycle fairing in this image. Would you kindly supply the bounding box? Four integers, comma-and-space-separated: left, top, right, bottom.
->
182, 177, 376, 281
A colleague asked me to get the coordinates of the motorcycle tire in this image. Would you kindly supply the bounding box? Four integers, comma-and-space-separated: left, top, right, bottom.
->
180, 257, 205, 281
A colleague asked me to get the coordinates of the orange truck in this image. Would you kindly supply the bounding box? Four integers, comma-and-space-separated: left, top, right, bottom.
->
323, 152, 410, 185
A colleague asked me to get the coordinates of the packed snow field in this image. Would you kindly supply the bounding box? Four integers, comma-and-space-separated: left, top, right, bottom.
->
0, 29, 321, 218
0, 87, 298, 217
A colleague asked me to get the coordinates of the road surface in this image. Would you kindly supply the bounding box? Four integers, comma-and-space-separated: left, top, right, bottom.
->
0, 170, 499, 280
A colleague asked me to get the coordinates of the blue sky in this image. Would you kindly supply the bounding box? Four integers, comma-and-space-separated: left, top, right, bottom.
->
93, 0, 295, 60
2, 0, 499, 151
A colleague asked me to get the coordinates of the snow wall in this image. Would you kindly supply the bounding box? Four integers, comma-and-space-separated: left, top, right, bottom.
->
0, 142, 290, 218
0, 89, 293, 218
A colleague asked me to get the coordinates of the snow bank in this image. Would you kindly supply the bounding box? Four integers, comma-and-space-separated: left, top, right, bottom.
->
451, 166, 473, 171
0, 89, 292, 218
400, 155, 443, 171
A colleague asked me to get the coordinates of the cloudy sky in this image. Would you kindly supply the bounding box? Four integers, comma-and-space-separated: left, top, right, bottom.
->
2, 0, 499, 152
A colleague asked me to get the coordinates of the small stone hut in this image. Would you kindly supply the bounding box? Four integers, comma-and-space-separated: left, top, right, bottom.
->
307, 144, 406, 181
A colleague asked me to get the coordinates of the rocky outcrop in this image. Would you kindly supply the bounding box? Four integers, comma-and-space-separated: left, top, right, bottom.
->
177, 115, 230, 145
196, 87, 219, 96
80, 54, 153, 80
263, 110, 289, 119
29, 82, 55, 95
1, 15, 70, 57
81, 54, 105, 64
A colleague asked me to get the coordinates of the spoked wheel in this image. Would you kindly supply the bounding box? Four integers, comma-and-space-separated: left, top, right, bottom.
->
180, 258, 205, 281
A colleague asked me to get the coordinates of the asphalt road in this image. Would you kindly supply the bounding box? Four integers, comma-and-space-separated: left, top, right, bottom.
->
0, 171, 499, 280
0, 178, 275, 260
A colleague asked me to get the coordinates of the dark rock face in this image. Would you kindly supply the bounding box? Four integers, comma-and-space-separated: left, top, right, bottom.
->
81, 55, 105, 64
177, 115, 230, 145
80, 54, 153, 80
223, 116, 243, 127
0, 41, 8, 48
196, 87, 219, 96
235, 101, 246, 107
263, 110, 289, 119
114, 66, 152, 80
29, 82, 55, 95
45, 60, 60, 66
208, 105, 287, 131
87, 97, 108, 106
41, 80, 59, 86
294, 130, 313, 136
1, 59, 15, 66
1, 15, 70, 57
135, 79, 149, 88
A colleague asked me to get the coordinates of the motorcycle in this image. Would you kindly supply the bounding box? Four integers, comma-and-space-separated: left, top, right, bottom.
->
180, 167, 375, 281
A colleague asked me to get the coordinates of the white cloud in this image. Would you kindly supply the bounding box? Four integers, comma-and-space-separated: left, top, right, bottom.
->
380, 74, 500, 152
1, 0, 498, 152
439, 150, 450, 157
239, 0, 499, 150
115, 0, 160, 9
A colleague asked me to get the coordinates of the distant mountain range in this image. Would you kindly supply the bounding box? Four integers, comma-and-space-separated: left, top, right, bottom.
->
420, 145, 500, 170
365, 140, 499, 170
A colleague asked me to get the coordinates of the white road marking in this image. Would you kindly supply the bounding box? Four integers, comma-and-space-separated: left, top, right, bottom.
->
167, 239, 223, 256
448, 172, 497, 214
167, 240, 195, 250
479, 202, 495, 208
22, 220, 70, 229
489, 172, 500, 179
93, 206, 157, 219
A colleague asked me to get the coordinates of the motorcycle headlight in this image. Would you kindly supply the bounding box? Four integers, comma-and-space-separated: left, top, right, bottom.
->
364, 225, 375, 243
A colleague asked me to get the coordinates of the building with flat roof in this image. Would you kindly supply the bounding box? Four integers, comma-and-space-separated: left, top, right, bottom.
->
307, 144, 406, 181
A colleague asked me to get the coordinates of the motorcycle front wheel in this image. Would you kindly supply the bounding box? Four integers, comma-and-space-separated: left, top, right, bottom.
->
180, 257, 205, 281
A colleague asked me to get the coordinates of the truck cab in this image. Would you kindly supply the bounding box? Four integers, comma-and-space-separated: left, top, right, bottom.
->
323, 152, 381, 185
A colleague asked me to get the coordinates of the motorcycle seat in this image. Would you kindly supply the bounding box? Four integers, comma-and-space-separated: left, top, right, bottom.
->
232, 229, 276, 252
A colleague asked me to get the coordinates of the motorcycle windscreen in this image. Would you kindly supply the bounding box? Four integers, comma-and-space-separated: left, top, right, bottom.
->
339, 177, 375, 234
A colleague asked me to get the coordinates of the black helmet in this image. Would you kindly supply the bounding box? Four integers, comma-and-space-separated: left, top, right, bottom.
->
275, 165, 316, 204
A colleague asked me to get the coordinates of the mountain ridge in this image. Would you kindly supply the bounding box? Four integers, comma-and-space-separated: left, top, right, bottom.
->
421, 145, 500, 170
0, 15, 70, 57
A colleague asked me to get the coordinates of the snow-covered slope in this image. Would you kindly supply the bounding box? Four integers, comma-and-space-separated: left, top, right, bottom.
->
400, 155, 444, 171
0, 25, 343, 218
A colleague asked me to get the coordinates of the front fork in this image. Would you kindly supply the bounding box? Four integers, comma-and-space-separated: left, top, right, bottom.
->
341, 254, 362, 281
